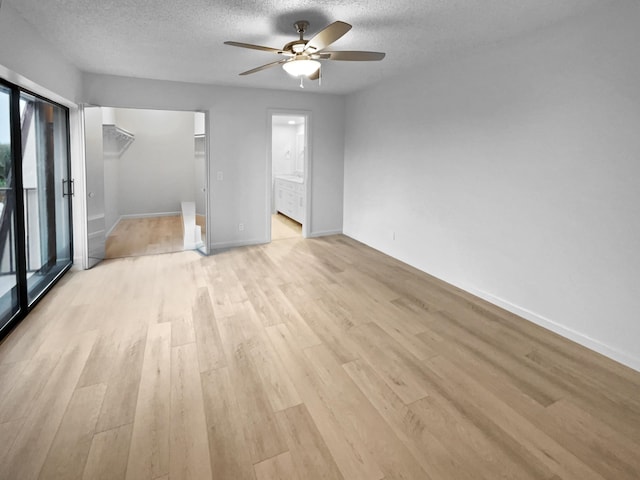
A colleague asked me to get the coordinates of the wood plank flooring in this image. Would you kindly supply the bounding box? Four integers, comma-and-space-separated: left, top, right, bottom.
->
271, 213, 301, 240
1, 234, 639, 479
105, 216, 184, 259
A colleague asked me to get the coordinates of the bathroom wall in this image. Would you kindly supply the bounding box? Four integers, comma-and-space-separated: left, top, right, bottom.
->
272, 124, 297, 175
295, 123, 305, 173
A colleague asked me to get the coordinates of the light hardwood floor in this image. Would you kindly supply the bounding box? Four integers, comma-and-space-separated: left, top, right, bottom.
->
1, 235, 639, 479
271, 213, 301, 240
106, 216, 185, 259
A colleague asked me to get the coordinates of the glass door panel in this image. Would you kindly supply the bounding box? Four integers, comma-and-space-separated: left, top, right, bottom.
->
0, 85, 20, 328
19, 92, 72, 304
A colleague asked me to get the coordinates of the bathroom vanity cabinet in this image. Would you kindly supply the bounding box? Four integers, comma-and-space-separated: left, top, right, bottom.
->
274, 176, 305, 224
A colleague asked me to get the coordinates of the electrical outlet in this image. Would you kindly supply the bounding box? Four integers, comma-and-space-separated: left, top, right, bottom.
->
216, 171, 223, 181
238, 223, 244, 231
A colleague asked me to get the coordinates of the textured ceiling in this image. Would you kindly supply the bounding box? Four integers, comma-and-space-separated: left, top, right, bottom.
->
7, 0, 608, 94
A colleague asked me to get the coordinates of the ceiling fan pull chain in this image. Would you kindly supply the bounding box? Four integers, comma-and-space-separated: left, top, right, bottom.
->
300, 77, 304, 88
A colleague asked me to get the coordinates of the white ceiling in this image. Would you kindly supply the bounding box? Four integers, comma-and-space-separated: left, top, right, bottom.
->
7, 0, 608, 95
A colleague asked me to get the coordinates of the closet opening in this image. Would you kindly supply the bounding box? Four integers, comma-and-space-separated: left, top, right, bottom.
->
84, 107, 209, 266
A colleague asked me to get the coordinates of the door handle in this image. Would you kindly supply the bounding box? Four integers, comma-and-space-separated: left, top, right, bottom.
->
62, 179, 75, 197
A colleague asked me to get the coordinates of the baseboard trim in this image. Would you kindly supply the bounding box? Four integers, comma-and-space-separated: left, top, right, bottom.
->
87, 229, 105, 240
120, 211, 181, 219
464, 286, 640, 373
211, 238, 267, 250
344, 232, 640, 373
306, 229, 342, 238
105, 219, 120, 238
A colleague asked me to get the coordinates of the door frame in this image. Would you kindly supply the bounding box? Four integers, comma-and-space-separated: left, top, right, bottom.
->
266, 109, 312, 240
196, 109, 210, 255
81, 105, 106, 269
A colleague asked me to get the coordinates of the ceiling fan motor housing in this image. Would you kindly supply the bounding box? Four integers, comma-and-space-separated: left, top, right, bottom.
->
283, 40, 308, 54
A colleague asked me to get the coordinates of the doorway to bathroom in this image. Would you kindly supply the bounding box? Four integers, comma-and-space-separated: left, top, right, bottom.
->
269, 112, 309, 241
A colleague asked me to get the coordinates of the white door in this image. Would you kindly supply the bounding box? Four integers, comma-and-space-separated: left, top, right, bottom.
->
194, 112, 208, 254
83, 106, 105, 268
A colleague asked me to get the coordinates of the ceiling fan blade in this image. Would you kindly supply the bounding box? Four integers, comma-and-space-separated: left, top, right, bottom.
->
239, 59, 287, 76
224, 41, 284, 54
323, 51, 386, 61
304, 21, 352, 53
309, 68, 320, 81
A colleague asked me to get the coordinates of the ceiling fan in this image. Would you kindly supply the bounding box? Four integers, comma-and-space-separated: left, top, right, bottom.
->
224, 20, 385, 84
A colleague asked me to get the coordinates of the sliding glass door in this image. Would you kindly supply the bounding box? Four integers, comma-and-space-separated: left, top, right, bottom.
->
20, 92, 73, 302
0, 80, 73, 335
0, 85, 19, 324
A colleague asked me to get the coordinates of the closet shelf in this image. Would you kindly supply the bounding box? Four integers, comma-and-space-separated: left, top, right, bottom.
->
103, 124, 135, 157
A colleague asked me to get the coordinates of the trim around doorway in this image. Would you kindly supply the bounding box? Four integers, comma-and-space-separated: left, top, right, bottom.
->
266, 109, 312, 241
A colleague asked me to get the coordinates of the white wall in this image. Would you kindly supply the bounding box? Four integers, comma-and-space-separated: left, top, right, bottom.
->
271, 123, 300, 214
0, 2, 82, 103
83, 75, 345, 247
272, 124, 297, 175
344, 1, 640, 371
111, 108, 195, 220
296, 123, 305, 174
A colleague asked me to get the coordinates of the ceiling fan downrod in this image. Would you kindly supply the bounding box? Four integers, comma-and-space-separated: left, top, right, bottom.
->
294, 20, 309, 41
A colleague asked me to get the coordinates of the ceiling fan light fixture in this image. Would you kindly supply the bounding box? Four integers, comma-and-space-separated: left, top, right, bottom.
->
282, 58, 320, 77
